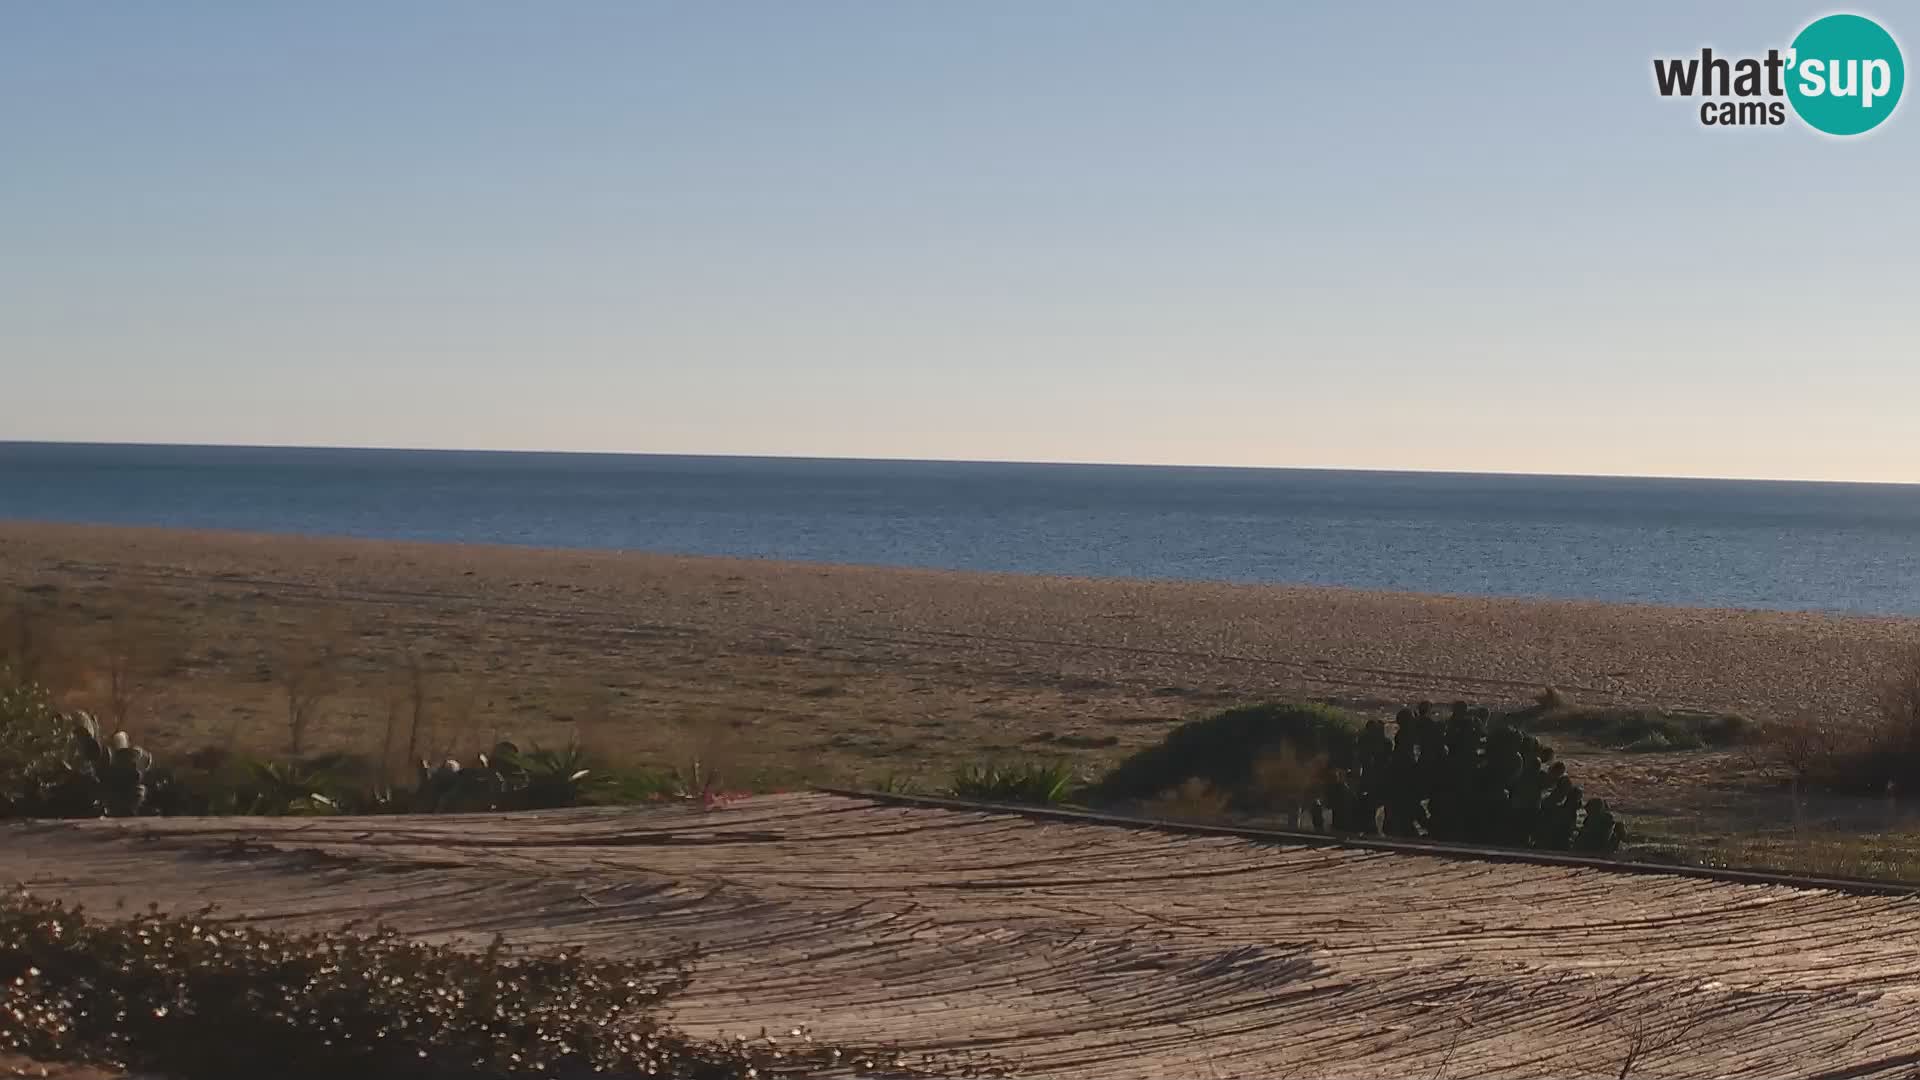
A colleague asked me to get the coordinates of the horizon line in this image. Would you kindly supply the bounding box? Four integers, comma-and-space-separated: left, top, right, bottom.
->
4, 438, 1917, 489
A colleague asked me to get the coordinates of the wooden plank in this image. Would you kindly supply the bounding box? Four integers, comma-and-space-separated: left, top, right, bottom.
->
5, 793, 1920, 1078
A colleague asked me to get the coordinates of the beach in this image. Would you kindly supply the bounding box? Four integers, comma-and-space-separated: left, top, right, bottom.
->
2, 521, 1913, 783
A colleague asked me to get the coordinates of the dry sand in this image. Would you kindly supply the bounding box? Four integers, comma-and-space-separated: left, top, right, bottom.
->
1, 521, 1915, 782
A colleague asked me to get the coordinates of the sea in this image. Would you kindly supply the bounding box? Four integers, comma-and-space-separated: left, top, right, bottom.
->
2, 442, 1917, 616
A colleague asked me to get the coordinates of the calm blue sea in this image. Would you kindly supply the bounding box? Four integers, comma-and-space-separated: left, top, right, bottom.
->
2, 442, 1918, 616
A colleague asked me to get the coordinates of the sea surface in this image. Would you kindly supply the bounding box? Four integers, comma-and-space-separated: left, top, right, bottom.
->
2, 442, 1918, 616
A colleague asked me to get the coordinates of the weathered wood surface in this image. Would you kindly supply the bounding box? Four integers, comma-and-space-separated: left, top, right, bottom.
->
6, 793, 1920, 1078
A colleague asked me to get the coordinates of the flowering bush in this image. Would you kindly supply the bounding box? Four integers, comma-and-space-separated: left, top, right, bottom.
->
0, 890, 997, 1079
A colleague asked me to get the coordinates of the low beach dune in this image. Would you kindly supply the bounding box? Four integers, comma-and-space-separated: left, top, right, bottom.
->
1, 521, 1914, 779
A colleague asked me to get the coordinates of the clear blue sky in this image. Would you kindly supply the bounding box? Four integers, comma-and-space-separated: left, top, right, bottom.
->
3, 3, 1914, 481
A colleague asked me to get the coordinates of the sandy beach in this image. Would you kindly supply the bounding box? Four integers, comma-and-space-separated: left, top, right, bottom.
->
2, 521, 1915, 782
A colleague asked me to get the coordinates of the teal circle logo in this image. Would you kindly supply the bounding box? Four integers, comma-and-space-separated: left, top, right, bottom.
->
1786, 14, 1904, 135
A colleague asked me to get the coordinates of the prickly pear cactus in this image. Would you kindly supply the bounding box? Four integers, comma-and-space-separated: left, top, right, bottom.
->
67, 712, 111, 773
1573, 798, 1625, 854
48, 711, 155, 817
1316, 702, 1626, 855
102, 742, 152, 817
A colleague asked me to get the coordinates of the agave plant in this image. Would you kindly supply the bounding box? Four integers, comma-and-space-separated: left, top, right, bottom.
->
241, 759, 347, 816
950, 760, 1077, 805
497, 741, 599, 810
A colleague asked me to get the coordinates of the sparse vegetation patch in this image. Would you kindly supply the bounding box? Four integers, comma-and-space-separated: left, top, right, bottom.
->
1093, 701, 1625, 853
0, 679, 727, 820
949, 759, 1077, 804
1759, 646, 1920, 796
1511, 703, 1752, 752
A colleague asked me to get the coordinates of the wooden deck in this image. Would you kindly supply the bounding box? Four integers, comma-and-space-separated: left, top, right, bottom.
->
6, 792, 1920, 1078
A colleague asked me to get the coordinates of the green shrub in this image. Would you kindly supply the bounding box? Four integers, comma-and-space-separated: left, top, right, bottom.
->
1090, 702, 1360, 809
950, 760, 1077, 804
1511, 705, 1742, 751
591, 767, 680, 804
0, 891, 971, 1079
1092, 701, 1626, 854
1700, 712, 1750, 743
397, 740, 607, 813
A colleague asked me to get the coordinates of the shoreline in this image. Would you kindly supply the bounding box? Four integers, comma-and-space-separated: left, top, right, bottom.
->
2, 520, 1915, 779
11, 438, 1920, 488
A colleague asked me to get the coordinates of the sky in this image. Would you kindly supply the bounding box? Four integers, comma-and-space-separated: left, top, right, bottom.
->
3, 3, 1916, 482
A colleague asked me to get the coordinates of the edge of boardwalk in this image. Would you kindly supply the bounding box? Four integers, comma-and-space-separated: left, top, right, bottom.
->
820, 787, 1920, 898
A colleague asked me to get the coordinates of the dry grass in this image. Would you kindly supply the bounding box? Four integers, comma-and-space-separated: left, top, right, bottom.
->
1749, 644, 1920, 796
1682, 829, 1920, 881
1147, 777, 1232, 822
1247, 743, 1327, 827
1874, 642, 1920, 757
271, 616, 346, 758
